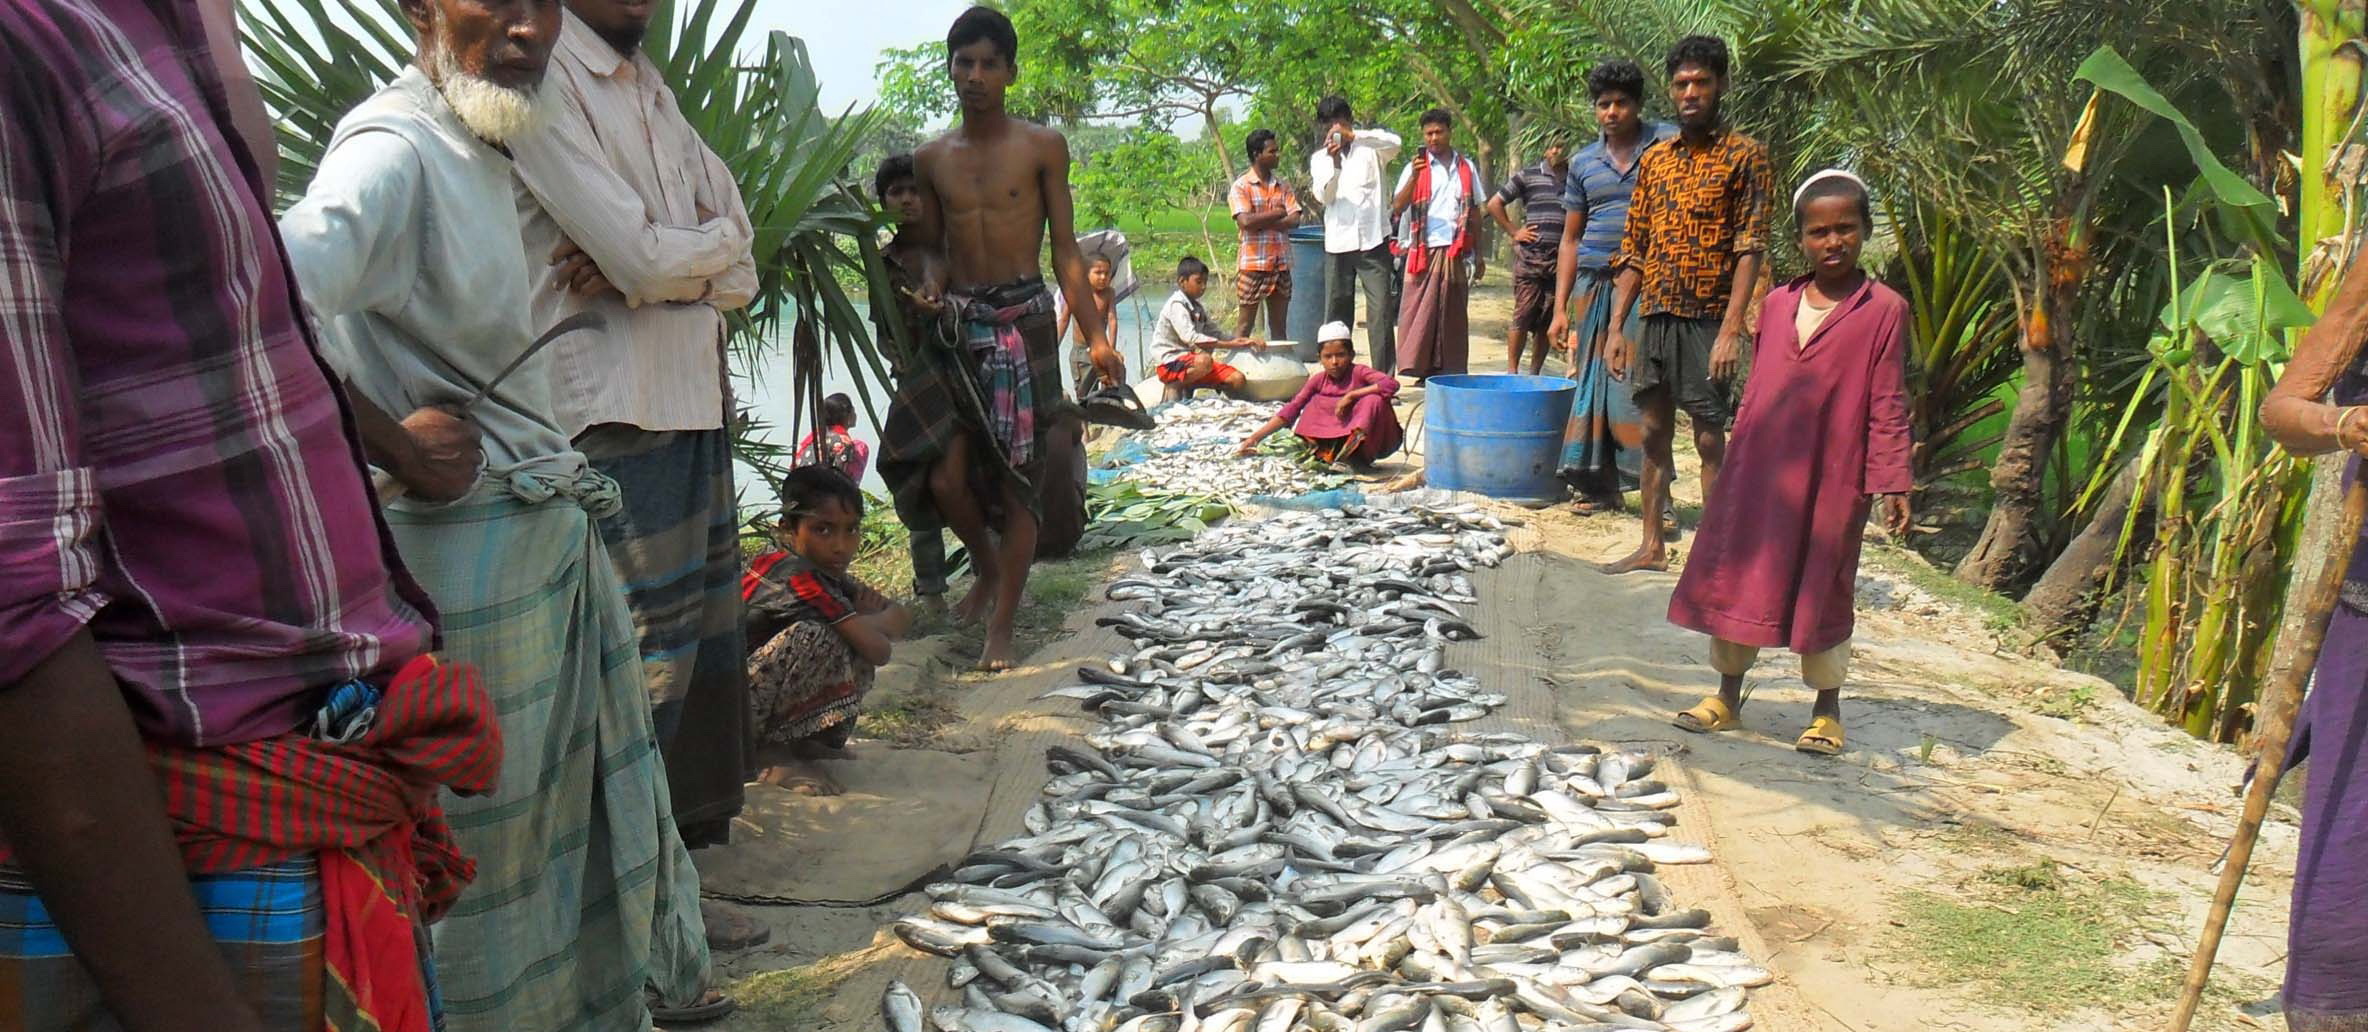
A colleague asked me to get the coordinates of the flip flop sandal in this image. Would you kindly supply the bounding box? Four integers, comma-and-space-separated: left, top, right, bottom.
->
1672, 696, 1739, 733
650, 989, 737, 1025
1082, 384, 1157, 430
1796, 715, 1845, 756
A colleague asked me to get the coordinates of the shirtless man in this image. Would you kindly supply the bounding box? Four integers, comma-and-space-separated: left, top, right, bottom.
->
915, 5, 1123, 670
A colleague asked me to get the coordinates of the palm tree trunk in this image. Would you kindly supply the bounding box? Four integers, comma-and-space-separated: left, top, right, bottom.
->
2024, 449, 2149, 643
1958, 168, 2096, 592
1957, 354, 2070, 589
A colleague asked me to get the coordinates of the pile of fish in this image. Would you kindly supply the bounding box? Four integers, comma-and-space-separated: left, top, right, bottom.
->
882, 499, 1764, 1032
1114, 399, 1344, 500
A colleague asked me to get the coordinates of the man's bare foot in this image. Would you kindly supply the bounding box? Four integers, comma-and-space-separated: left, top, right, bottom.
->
755, 761, 843, 796
979, 615, 1018, 672
1600, 547, 1669, 575
953, 576, 996, 625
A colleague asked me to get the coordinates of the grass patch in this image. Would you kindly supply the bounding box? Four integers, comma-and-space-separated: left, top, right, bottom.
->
1892, 861, 2159, 1015
1029, 564, 1097, 609
1864, 545, 2023, 634
863, 684, 961, 746
725, 962, 840, 1028
2027, 680, 2100, 720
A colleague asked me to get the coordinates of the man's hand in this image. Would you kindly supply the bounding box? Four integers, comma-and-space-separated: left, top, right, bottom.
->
1089, 343, 1126, 388
0, 632, 274, 1032
1547, 310, 1571, 348
1605, 329, 1634, 381
1244, 338, 1269, 354
897, 284, 945, 317
551, 239, 617, 298
392, 406, 483, 502
1513, 225, 1540, 245
1879, 493, 1913, 537
1710, 327, 1747, 383
1472, 260, 1486, 286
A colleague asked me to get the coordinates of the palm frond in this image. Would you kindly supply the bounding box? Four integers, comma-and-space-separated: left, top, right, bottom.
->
238, 0, 896, 498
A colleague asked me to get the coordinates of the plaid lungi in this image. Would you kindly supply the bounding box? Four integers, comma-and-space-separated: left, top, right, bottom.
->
880, 279, 1073, 532
1235, 266, 1292, 305
951, 278, 1066, 474
575, 424, 747, 848
386, 472, 710, 1030
877, 309, 1016, 535
0, 859, 333, 1030
1561, 267, 1647, 496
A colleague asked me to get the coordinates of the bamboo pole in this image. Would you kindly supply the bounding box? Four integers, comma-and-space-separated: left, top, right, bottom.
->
2167, 463, 2365, 1032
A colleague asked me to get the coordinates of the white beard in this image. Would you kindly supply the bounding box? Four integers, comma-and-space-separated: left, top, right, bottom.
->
424, 45, 547, 146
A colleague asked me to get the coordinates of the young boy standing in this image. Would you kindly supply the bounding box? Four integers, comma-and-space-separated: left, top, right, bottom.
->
1230, 128, 1300, 338
1153, 257, 1263, 399
1487, 135, 1571, 375
1057, 254, 1120, 398
913, 6, 1121, 669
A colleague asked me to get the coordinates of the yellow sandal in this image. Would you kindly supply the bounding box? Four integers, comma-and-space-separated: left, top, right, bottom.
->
1673, 696, 1740, 734
1796, 715, 1845, 756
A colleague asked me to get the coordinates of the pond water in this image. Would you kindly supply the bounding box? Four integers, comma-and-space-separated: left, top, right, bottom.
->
729, 296, 1168, 509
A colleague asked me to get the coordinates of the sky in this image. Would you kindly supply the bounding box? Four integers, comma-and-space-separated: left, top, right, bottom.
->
756, 0, 970, 115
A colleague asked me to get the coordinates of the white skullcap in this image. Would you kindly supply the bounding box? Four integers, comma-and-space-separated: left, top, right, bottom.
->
1318, 320, 1354, 343
1793, 168, 1869, 208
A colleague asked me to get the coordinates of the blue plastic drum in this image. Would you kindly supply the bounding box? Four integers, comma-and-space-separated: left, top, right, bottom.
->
1423, 374, 1579, 505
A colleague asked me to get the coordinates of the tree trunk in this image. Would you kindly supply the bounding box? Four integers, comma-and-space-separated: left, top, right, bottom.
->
1205, 102, 1237, 182
2023, 450, 2149, 644
1956, 319, 2073, 591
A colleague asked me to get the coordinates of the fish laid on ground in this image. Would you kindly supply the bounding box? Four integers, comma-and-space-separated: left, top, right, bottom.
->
883, 399, 1759, 1031
1114, 399, 1352, 500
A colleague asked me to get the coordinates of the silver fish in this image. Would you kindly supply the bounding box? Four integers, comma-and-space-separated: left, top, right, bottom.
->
875, 416, 1761, 1030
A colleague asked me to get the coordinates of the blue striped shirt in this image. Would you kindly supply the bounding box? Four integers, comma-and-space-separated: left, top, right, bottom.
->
1561, 123, 1677, 270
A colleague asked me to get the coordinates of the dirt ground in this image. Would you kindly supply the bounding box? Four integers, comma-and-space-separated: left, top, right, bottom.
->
682, 283, 2299, 1032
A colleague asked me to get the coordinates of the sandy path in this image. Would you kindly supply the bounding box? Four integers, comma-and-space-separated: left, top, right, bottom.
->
692, 283, 2297, 1032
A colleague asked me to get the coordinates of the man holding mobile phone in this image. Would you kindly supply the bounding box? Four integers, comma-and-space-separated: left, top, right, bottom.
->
1309, 96, 1403, 376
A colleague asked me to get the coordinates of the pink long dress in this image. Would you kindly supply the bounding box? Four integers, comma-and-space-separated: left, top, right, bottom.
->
1276, 364, 1404, 462
1667, 275, 1913, 653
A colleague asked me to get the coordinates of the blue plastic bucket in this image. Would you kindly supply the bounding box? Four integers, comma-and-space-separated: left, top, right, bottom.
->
1286, 227, 1329, 361
1423, 374, 1578, 504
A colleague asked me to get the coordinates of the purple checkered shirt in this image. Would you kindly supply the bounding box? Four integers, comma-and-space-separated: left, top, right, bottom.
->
0, 0, 436, 746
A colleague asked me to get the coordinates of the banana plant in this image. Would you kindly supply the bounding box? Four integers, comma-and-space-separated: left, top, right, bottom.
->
2073, 39, 2326, 741
239, 0, 899, 497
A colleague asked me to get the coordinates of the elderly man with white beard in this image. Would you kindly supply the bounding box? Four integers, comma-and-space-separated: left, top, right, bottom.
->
278, 0, 732, 1026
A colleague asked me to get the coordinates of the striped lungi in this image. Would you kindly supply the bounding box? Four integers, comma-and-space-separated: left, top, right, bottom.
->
387, 471, 710, 1030
0, 858, 332, 1029
1560, 267, 1646, 497
574, 424, 747, 848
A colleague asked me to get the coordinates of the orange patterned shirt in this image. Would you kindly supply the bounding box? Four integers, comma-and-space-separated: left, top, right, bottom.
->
1611, 125, 1774, 320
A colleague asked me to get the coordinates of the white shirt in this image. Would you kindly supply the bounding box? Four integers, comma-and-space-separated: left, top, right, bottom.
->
510, 13, 758, 436
1393, 149, 1479, 248
1152, 289, 1224, 364
281, 67, 583, 481
1309, 127, 1403, 254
